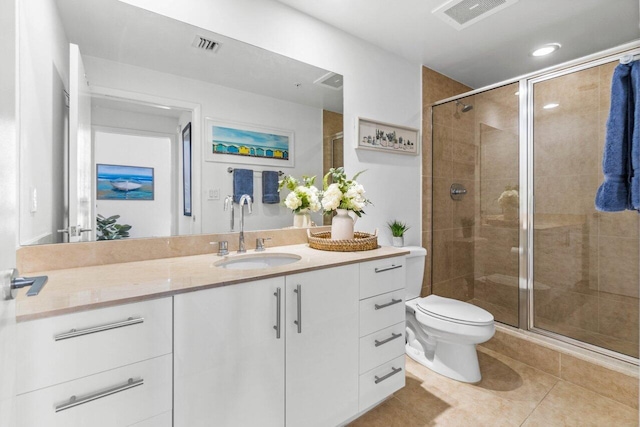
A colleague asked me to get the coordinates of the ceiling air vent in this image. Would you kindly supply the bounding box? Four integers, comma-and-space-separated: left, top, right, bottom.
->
313, 72, 343, 90
192, 35, 221, 53
432, 0, 519, 30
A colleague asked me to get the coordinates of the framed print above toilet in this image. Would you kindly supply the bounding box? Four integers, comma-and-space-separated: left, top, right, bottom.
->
357, 117, 419, 155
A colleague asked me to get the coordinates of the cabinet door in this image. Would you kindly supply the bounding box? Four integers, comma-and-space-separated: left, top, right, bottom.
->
174, 278, 285, 427
286, 265, 359, 427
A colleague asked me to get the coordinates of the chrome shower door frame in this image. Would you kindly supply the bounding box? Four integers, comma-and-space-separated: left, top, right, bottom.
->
520, 46, 640, 365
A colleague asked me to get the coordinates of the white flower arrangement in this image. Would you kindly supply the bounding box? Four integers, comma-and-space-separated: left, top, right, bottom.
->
498, 185, 519, 209
321, 167, 371, 217
278, 175, 321, 214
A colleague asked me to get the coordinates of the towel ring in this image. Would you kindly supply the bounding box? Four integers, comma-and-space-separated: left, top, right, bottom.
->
227, 167, 284, 176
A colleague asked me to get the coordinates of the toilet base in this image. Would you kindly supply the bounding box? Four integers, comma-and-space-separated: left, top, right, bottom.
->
406, 326, 482, 383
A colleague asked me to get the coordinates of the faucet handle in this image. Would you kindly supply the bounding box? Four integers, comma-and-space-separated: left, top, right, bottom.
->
255, 237, 272, 252
210, 241, 229, 256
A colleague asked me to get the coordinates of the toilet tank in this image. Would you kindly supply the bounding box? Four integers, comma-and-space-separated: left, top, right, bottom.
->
404, 246, 427, 300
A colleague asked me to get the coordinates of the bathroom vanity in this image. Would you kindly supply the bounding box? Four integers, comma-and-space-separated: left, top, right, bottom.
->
13, 243, 408, 427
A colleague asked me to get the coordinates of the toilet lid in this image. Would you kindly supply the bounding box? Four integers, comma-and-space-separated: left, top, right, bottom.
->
416, 295, 494, 326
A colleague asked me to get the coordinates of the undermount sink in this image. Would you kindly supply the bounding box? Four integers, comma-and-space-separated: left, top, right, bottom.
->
214, 253, 302, 270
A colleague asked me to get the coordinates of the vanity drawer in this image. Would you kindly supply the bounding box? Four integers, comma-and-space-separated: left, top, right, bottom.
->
359, 321, 406, 374
359, 289, 405, 337
17, 297, 172, 394
17, 354, 172, 427
359, 256, 405, 299
359, 355, 405, 412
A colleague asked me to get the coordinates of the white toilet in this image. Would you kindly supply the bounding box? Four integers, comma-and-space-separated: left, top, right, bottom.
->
404, 247, 495, 383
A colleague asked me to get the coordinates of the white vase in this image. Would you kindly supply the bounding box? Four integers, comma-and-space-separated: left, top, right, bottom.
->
331, 209, 354, 240
293, 210, 312, 228
392, 236, 404, 247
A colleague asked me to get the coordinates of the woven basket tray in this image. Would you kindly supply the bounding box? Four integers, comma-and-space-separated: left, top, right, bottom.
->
307, 229, 378, 252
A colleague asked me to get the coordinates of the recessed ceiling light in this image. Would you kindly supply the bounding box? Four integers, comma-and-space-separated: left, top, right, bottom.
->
531, 43, 561, 57
543, 103, 559, 109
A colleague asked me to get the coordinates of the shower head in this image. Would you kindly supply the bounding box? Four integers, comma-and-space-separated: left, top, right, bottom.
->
456, 100, 473, 112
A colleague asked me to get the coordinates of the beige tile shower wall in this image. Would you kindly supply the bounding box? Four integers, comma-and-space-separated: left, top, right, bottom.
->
532, 61, 639, 358
423, 67, 472, 298
473, 84, 520, 326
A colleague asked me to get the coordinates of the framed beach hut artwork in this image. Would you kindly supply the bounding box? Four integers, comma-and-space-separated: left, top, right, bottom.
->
96, 164, 154, 200
204, 118, 295, 167
357, 117, 420, 155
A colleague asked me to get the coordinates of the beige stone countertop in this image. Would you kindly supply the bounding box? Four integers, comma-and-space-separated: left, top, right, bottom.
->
16, 244, 409, 322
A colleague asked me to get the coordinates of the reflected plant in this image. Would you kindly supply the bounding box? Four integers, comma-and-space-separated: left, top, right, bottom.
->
96, 214, 132, 240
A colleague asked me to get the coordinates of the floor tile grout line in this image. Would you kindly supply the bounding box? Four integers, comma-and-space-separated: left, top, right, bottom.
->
519, 378, 560, 426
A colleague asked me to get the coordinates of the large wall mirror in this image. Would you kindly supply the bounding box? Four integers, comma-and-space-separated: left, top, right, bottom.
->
19, 0, 343, 245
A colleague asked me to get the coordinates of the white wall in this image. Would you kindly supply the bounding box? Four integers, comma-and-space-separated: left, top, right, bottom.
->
85, 57, 324, 234
18, 0, 69, 245
120, 0, 423, 246
0, 0, 18, 424
94, 130, 173, 239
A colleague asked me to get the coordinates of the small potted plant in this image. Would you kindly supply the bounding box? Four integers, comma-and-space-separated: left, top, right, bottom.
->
387, 220, 410, 247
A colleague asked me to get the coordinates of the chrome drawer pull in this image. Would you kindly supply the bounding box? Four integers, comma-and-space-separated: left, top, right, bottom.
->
55, 377, 144, 412
374, 332, 403, 347
374, 367, 402, 384
273, 287, 282, 339
374, 298, 402, 310
294, 284, 302, 333
374, 264, 402, 273
54, 317, 144, 341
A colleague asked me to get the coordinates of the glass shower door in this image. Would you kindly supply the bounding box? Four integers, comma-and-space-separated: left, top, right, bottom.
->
531, 60, 639, 358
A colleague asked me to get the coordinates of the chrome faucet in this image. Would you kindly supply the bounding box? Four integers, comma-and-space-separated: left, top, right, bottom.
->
237, 194, 253, 253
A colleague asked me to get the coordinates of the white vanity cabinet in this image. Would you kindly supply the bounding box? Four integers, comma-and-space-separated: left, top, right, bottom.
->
173, 264, 360, 427
173, 277, 286, 427
285, 265, 360, 427
357, 257, 407, 412
15, 298, 173, 427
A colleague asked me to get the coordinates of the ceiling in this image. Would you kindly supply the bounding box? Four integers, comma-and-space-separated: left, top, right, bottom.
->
275, 0, 640, 88
55, 0, 343, 113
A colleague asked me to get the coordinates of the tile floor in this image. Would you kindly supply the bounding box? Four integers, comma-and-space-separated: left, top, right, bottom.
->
349, 347, 639, 426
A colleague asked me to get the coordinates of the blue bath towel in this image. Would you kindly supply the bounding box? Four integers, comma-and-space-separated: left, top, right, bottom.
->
595, 61, 639, 212
630, 61, 640, 211
233, 168, 253, 204
262, 171, 280, 204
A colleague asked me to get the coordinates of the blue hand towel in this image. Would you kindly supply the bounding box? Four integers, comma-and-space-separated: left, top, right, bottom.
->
595, 62, 634, 211
262, 171, 280, 204
629, 61, 640, 211
233, 168, 253, 204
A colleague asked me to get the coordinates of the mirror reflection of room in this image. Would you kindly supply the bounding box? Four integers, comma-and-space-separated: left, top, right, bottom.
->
19, 0, 343, 245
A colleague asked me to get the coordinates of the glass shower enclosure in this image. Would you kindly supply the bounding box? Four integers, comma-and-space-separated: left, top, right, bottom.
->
431, 46, 639, 361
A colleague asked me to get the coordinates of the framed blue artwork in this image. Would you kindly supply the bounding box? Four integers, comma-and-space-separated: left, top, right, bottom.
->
204, 118, 294, 167
96, 164, 154, 200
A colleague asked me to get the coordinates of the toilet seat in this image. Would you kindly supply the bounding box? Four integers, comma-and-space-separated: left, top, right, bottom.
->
416, 295, 494, 326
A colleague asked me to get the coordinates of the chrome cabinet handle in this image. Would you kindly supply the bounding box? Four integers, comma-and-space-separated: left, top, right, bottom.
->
374, 264, 403, 273
374, 367, 402, 384
273, 287, 281, 339
294, 284, 301, 333
54, 317, 144, 341
374, 332, 403, 347
55, 377, 143, 412
374, 298, 402, 310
